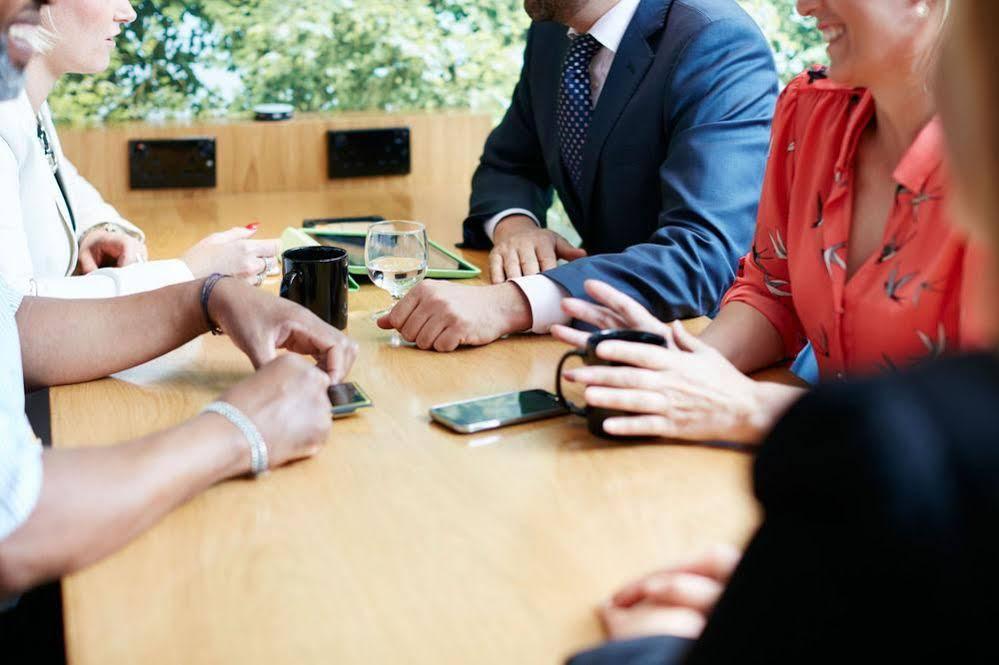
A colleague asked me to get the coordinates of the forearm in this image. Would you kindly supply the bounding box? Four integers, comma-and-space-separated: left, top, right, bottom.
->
699, 303, 785, 374
18, 278, 209, 389
0, 413, 246, 596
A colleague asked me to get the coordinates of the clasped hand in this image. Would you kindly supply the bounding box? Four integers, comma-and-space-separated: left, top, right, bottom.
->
552, 280, 767, 444
488, 215, 587, 282
600, 545, 742, 641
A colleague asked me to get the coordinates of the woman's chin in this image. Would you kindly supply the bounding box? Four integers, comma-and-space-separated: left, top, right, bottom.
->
824, 61, 859, 87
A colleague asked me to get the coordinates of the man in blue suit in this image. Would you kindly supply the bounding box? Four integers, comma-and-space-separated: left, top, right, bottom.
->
378, 0, 777, 352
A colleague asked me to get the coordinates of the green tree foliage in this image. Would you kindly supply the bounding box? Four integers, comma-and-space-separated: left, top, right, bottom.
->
49, 0, 824, 125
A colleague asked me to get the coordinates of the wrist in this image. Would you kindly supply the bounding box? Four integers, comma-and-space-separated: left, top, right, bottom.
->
493, 281, 533, 334
192, 412, 254, 479
739, 381, 806, 444
79, 222, 143, 246
493, 215, 539, 243
202, 274, 233, 335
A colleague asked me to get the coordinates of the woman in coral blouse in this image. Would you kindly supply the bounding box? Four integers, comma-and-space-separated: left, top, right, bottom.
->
555, 0, 985, 444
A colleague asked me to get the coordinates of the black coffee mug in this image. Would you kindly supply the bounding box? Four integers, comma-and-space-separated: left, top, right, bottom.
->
280, 246, 349, 330
556, 329, 670, 439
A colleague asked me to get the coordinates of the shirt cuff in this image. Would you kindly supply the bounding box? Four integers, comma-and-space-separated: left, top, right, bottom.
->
511, 275, 570, 334
483, 209, 541, 243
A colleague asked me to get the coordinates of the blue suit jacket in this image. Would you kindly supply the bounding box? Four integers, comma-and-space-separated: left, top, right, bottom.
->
463, 0, 778, 320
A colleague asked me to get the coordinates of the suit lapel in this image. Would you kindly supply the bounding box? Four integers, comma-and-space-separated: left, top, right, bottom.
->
50, 174, 78, 274
577, 0, 669, 213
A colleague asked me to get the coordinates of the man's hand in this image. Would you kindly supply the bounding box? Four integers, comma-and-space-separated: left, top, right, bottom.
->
207, 278, 359, 382
489, 215, 587, 283
77, 228, 148, 273
376, 280, 532, 352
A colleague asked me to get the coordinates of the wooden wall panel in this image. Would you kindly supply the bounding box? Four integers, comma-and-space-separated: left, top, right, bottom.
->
56, 111, 494, 204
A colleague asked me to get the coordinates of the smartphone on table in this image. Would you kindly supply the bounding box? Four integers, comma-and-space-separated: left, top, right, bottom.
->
329, 382, 373, 418
430, 389, 568, 434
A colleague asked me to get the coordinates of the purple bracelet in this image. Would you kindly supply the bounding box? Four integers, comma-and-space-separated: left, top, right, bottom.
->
200, 273, 226, 335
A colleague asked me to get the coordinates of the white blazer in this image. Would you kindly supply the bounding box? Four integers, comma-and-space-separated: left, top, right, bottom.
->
0, 91, 193, 298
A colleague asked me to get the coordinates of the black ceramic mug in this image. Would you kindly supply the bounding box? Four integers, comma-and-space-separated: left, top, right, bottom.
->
556, 329, 670, 439
280, 246, 350, 330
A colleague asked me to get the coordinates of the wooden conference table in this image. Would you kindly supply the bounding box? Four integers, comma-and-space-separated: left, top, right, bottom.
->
53, 188, 772, 665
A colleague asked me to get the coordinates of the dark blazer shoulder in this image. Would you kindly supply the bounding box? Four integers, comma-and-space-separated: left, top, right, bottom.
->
755, 353, 999, 539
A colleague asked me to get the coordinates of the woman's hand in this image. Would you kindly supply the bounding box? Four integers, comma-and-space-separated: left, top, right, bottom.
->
562, 320, 774, 443
551, 280, 672, 348
181, 226, 280, 286
215, 354, 334, 472
599, 545, 741, 641
77, 227, 148, 273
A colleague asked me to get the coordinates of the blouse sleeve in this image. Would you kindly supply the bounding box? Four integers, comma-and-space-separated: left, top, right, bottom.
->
720, 74, 809, 359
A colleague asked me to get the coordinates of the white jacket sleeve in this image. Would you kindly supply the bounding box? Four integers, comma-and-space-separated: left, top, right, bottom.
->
29, 259, 195, 299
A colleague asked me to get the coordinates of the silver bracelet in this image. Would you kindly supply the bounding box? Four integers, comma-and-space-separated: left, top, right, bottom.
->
203, 401, 269, 477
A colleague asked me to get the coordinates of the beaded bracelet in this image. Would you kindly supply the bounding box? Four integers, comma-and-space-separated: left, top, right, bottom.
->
203, 401, 269, 477
200, 273, 226, 336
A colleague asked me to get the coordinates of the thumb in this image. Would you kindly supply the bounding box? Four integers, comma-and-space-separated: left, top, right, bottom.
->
376, 313, 395, 330
671, 320, 709, 352
555, 236, 587, 260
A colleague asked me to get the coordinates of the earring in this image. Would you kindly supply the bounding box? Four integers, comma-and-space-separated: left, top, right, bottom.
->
915, 1, 930, 18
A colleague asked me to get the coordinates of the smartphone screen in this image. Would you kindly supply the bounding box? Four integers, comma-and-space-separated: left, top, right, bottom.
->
314, 233, 464, 271
328, 382, 372, 416
431, 389, 568, 433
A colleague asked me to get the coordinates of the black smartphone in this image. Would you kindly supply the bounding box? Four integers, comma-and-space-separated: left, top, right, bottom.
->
429, 389, 568, 434
328, 382, 373, 418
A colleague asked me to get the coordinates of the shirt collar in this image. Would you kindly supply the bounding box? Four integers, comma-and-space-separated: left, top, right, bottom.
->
835, 90, 944, 193
567, 0, 642, 54
893, 116, 945, 194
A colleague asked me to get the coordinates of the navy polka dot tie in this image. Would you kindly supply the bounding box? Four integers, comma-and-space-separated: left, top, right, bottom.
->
558, 33, 602, 189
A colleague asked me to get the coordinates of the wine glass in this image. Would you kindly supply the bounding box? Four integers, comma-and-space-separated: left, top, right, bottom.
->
365, 221, 429, 343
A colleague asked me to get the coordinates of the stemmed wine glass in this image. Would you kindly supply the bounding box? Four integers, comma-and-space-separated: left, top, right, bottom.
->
365, 221, 429, 344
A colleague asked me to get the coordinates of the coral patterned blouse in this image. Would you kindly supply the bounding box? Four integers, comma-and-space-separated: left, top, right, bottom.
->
722, 70, 987, 380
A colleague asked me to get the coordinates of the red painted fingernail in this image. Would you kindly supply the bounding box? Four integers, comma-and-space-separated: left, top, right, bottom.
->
245, 223, 259, 230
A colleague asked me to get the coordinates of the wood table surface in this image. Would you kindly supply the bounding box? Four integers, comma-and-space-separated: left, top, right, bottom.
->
53, 188, 770, 665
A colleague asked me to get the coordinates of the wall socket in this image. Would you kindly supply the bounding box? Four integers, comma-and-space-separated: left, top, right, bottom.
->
327, 128, 411, 179
129, 138, 217, 190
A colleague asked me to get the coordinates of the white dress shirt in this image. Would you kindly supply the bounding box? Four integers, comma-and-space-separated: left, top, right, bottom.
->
0, 277, 42, 545
0, 92, 194, 298
483, 0, 642, 333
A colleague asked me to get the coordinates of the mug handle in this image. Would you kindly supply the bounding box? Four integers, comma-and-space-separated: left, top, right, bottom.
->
555, 349, 588, 417
280, 269, 301, 301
